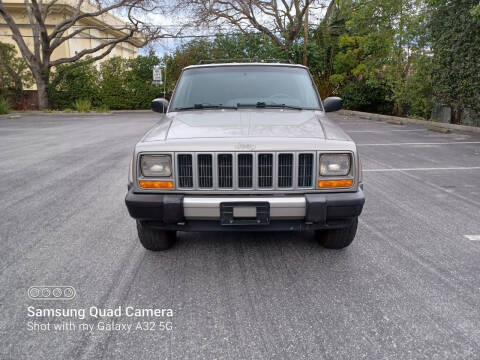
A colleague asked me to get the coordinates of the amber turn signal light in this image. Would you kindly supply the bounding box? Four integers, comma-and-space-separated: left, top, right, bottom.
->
139, 180, 174, 189
318, 179, 353, 188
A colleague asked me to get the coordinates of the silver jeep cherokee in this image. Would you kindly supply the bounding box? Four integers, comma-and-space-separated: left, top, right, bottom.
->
125, 63, 365, 251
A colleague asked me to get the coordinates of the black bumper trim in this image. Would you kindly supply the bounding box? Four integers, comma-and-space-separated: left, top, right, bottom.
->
125, 191, 184, 223
125, 189, 365, 229
306, 191, 365, 222
144, 219, 355, 232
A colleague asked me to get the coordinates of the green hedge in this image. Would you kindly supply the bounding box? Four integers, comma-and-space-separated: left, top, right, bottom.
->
48, 58, 99, 109
48, 53, 165, 110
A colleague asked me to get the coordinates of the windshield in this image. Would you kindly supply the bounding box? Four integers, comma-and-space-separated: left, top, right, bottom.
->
169, 66, 322, 111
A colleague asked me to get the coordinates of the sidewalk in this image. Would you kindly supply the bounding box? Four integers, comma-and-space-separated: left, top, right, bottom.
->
338, 109, 480, 134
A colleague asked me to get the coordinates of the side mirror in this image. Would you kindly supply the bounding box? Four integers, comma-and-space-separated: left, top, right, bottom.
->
323, 97, 343, 113
152, 98, 169, 113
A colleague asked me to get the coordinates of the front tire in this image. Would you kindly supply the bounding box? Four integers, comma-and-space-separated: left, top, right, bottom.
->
136, 221, 176, 251
316, 217, 358, 249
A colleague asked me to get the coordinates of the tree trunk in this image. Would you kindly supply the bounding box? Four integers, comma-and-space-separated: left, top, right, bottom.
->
33, 70, 50, 110
451, 105, 463, 125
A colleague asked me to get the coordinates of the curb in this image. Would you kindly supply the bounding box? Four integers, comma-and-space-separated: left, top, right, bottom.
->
0, 111, 111, 118
111, 110, 151, 114
337, 109, 480, 134
0, 109, 152, 119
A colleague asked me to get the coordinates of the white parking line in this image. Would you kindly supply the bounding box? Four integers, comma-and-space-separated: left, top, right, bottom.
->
358, 141, 480, 146
464, 235, 480, 241
347, 129, 427, 133
364, 167, 480, 172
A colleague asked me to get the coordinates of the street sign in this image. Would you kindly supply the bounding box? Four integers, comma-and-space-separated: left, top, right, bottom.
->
153, 66, 163, 84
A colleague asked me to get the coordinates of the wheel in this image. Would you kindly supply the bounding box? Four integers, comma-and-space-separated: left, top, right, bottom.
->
316, 217, 358, 249
136, 220, 176, 251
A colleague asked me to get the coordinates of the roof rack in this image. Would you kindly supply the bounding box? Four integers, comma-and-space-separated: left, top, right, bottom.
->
197, 58, 294, 65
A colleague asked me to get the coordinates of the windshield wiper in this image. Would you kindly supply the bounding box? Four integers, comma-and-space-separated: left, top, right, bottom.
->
174, 103, 237, 111
236, 102, 303, 110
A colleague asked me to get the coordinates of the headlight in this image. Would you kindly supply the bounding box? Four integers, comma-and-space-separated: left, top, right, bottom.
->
140, 155, 172, 177
319, 154, 351, 176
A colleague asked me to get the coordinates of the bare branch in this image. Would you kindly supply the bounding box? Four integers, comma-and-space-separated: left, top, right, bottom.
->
23, 0, 42, 61
49, 30, 135, 67
177, 0, 327, 51
30, 0, 50, 61
49, 0, 137, 41
0, 1, 36, 66
50, 24, 130, 50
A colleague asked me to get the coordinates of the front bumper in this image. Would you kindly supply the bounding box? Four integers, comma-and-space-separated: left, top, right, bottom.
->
125, 189, 364, 231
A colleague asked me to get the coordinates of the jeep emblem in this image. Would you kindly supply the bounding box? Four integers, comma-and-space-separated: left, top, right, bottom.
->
235, 143, 256, 150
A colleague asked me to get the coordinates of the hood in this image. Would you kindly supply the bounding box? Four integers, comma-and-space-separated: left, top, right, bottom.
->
143, 109, 327, 142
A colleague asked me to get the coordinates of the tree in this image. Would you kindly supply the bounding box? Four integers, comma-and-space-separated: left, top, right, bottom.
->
428, 0, 480, 123
323, 0, 432, 116
176, 0, 328, 56
326, 0, 399, 113
0, 0, 163, 109
310, 0, 348, 97
0, 42, 34, 104
161, 33, 286, 98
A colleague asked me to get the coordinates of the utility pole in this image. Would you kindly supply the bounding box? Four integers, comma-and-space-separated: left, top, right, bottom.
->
303, 2, 309, 66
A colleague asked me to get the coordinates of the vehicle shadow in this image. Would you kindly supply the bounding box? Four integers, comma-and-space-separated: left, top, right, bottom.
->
177, 230, 318, 248
137, 229, 357, 276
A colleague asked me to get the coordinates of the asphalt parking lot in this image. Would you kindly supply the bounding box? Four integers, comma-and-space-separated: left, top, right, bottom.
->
1, 111, 479, 359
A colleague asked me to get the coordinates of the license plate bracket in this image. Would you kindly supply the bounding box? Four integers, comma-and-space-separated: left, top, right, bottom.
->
220, 202, 270, 225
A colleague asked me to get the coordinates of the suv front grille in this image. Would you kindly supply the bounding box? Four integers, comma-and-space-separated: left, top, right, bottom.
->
238, 154, 253, 188
178, 154, 193, 188
278, 153, 293, 188
258, 154, 273, 188
298, 153, 314, 187
176, 152, 314, 191
218, 154, 233, 188
197, 154, 213, 188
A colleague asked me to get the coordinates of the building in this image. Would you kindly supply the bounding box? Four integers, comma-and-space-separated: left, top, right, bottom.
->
0, 0, 141, 65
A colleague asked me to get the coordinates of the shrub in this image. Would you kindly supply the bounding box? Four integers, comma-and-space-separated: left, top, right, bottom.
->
0, 42, 34, 104
98, 54, 164, 110
48, 58, 99, 109
340, 79, 394, 115
0, 97, 10, 114
74, 99, 92, 113
123, 54, 165, 109
98, 57, 129, 110
47, 53, 164, 110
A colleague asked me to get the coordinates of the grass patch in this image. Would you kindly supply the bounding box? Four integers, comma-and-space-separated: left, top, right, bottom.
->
74, 99, 92, 113
0, 98, 10, 114
95, 104, 110, 113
